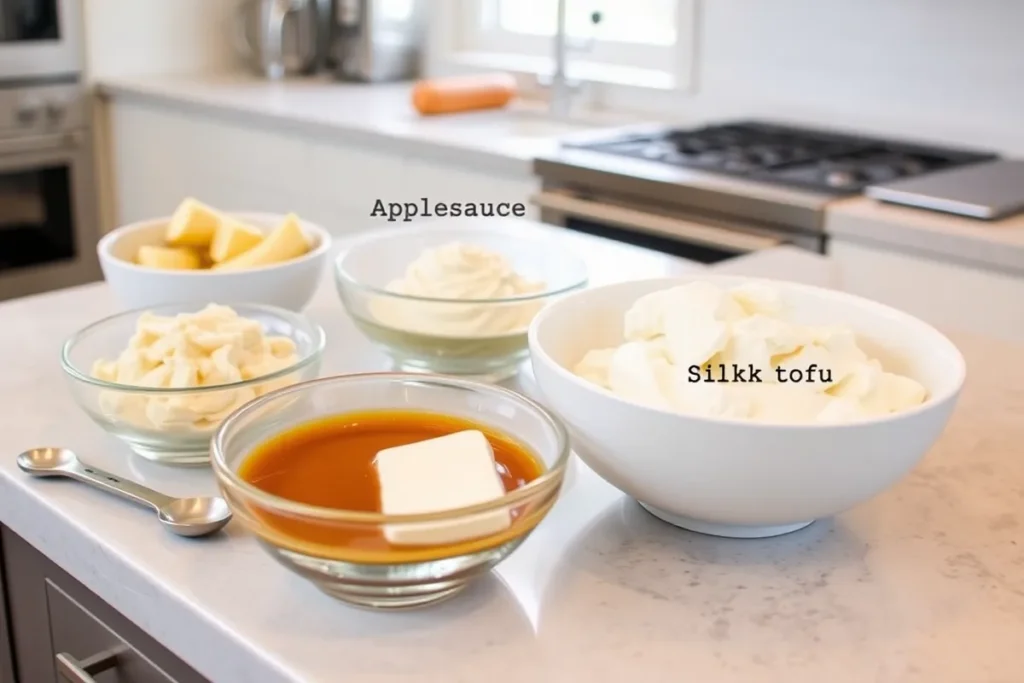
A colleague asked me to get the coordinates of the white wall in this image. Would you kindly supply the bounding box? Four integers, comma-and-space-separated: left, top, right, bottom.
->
594, 0, 1024, 155
82, 0, 246, 233
109, 99, 539, 232
81, 0, 243, 80
426, 0, 1024, 155
85, 0, 1024, 157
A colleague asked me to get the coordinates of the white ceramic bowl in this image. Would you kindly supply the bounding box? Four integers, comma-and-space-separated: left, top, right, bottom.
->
528, 275, 966, 539
98, 213, 332, 312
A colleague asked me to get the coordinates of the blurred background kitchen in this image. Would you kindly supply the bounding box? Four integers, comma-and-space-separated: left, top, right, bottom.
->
2, 0, 1022, 340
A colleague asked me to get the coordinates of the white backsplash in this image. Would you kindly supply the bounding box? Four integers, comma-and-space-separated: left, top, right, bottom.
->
82, 0, 243, 80
82, 0, 245, 233
594, 0, 1024, 154
84, 0, 1024, 155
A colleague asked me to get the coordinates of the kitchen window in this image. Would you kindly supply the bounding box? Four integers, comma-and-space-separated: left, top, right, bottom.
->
444, 0, 695, 89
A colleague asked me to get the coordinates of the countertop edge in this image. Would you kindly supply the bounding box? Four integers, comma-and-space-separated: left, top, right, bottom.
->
95, 80, 536, 178
828, 229, 1024, 278
0, 471, 294, 683
826, 201, 1024, 276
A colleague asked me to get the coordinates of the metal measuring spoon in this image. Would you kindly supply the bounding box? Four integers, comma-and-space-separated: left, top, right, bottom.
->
17, 447, 231, 538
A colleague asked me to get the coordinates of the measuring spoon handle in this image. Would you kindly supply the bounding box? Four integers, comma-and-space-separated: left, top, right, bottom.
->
63, 460, 175, 512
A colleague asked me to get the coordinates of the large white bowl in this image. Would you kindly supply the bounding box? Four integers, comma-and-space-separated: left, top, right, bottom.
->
98, 213, 331, 311
528, 275, 966, 539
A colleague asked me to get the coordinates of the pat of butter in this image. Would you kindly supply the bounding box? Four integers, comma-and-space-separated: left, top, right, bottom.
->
374, 430, 511, 546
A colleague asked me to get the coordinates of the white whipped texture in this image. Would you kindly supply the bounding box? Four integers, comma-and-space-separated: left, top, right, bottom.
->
574, 281, 928, 424
369, 242, 546, 338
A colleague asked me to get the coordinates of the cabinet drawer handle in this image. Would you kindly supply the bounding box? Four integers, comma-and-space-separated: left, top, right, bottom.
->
56, 646, 126, 682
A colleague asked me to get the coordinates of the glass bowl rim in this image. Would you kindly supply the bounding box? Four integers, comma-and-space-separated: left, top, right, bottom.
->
60, 302, 327, 394
333, 224, 589, 303
210, 371, 572, 524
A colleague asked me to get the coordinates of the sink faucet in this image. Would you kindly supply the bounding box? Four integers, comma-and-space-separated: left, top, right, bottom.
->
549, 0, 573, 118
547, 3, 601, 118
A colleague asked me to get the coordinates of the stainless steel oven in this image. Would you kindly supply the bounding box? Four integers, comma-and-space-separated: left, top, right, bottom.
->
531, 187, 825, 265
0, 0, 82, 81
0, 82, 99, 302
533, 130, 833, 265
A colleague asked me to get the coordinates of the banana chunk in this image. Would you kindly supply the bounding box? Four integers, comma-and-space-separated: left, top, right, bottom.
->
210, 218, 264, 263
164, 198, 222, 248
134, 200, 311, 272
136, 245, 201, 270
214, 214, 310, 271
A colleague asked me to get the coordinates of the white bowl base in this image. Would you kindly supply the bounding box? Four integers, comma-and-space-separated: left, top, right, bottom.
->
639, 502, 815, 539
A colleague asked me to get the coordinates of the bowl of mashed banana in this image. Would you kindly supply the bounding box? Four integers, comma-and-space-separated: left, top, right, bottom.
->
61, 303, 326, 465
334, 221, 588, 381
528, 276, 966, 539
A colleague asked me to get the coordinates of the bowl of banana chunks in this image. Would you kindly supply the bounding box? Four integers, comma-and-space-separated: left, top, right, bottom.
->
98, 199, 332, 312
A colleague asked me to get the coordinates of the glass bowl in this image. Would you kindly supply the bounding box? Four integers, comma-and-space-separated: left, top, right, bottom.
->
334, 223, 588, 382
211, 372, 571, 610
61, 302, 326, 466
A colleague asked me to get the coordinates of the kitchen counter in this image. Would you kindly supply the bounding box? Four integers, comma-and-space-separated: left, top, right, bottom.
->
2, 229, 1023, 683
827, 196, 1024, 274
97, 73, 640, 177
99, 74, 1024, 276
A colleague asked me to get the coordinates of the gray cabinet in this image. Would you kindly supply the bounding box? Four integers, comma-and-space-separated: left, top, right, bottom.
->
0, 526, 209, 683
0, 532, 15, 683
47, 580, 177, 683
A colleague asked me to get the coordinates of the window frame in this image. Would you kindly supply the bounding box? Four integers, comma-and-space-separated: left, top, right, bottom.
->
436, 0, 697, 91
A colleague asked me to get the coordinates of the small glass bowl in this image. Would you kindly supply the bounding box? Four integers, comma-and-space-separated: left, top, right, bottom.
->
334, 223, 588, 382
61, 302, 326, 466
211, 372, 571, 610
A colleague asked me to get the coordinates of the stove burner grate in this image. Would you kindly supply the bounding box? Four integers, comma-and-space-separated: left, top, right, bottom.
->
567, 121, 998, 194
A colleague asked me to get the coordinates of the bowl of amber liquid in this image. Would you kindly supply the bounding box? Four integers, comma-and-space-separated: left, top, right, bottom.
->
211, 373, 570, 610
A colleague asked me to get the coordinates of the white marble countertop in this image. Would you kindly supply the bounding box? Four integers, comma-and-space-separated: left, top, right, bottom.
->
2, 229, 1023, 683
97, 72, 641, 177
827, 196, 1024, 274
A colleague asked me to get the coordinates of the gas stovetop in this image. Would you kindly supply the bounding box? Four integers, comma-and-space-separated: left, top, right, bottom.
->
563, 121, 998, 194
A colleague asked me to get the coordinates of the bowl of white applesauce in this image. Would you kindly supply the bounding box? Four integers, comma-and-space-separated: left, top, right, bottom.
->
528, 276, 966, 538
334, 221, 588, 382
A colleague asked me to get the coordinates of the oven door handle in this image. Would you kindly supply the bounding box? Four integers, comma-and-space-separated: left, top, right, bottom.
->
530, 191, 783, 253
0, 132, 84, 157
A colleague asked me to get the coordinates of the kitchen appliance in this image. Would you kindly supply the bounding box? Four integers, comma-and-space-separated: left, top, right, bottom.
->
0, 81, 100, 302
533, 121, 998, 264
564, 122, 997, 195
865, 159, 1024, 220
331, 0, 424, 82
0, 0, 82, 81
233, 0, 332, 79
